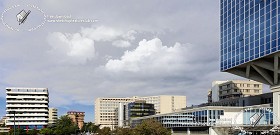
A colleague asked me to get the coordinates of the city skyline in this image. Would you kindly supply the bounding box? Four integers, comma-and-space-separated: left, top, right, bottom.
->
0, 0, 270, 122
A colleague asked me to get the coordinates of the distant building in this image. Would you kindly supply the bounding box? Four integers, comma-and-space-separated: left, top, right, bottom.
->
0, 116, 7, 126
209, 80, 262, 102
95, 97, 137, 129
95, 95, 186, 129
0, 116, 9, 133
5, 87, 49, 130
136, 95, 186, 114
67, 111, 85, 130
48, 108, 58, 125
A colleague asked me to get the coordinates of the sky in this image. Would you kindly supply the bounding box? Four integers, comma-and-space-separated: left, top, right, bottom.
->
0, 0, 270, 122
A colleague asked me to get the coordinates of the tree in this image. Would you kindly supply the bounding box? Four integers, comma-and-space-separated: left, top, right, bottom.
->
112, 127, 134, 135
133, 119, 171, 135
53, 115, 79, 135
27, 129, 38, 135
9, 128, 27, 135
97, 127, 111, 135
81, 122, 100, 133
39, 127, 53, 135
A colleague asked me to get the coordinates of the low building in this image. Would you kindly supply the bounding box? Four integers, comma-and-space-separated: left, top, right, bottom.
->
48, 108, 58, 125
131, 104, 274, 134
0, 116, 9, 133
209, 92, 272, 107
67, 111, 85, 130
209, 80, 263, 102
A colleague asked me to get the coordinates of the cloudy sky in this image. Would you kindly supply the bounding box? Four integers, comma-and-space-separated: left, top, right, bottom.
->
0, 0, 268, 122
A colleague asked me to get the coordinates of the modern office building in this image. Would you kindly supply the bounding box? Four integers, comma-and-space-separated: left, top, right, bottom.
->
136, 95, 187, 114
95, 95, 186, 129
5, 87, 49, 130
48, 108, 58, 125
220, 0, 280, 125
118, 100, 155, 127
209, 80, 262, 102
67, 111, 85, 130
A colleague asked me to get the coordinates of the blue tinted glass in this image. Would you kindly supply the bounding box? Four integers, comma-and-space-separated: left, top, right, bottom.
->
220, 0, 279, 71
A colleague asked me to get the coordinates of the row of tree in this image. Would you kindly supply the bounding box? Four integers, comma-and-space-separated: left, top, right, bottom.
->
4, 115, 171, 135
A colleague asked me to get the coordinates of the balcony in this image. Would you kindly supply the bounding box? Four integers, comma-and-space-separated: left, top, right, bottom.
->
6, 109, 48, 112
6, 113, 48, 117
6, 122, 48, 126
7, 100, 48, 104
6, 95, 48, 99
6, 104, 48, 108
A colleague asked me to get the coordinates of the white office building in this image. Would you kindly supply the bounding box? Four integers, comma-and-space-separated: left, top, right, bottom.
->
6, 87, 49, 130
94, 95, 186, 129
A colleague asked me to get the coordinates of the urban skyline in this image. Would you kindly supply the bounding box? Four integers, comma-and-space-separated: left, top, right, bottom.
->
0, 0, 271, 123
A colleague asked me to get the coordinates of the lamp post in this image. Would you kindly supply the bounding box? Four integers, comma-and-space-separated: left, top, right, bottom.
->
10, 111, 16, 135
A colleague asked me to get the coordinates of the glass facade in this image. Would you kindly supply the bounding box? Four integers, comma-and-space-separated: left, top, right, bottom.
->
131, 109, 225, 128
221, 0, 280, 71
127, 101, 155, 118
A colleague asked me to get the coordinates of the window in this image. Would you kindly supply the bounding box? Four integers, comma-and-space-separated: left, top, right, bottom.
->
254, 84, 259, 88
254, 90, 259, 93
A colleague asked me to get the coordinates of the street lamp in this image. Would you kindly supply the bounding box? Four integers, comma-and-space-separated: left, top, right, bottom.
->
10, 111, 16, 135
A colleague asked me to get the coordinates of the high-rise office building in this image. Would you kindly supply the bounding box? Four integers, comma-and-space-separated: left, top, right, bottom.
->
220, 0, 280, 124
94, 95, 186, 129
67, 111, 85, 130
48, 108, 58, 125
5, 87, 49, 130
220, 0, 279, 72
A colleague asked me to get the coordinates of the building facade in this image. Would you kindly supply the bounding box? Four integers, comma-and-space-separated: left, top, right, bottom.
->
210, 80, 263, 102
94, 95, 186, 129
48, 108, 58, 125
131, 104, 274, 134
220, 0, 279, 71
67, 111, 85, 130
95, 97, 137, 129
136, 95, 186, 114
220, 0, 280, 125
5, 87, 49, 130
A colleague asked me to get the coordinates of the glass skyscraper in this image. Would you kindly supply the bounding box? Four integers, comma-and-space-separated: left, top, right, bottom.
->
220, 0, 279, 71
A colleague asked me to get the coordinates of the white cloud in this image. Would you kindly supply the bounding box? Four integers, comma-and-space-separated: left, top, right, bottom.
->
47, 32, 95, 64
112, 40, 131, 48
105, 38, 187, 73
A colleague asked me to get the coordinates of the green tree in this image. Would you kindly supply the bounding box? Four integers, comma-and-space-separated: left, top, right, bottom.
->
81, 122, 100, 133
133, 119, 171, 135
9, 128, 27, 135
53, 115, 79, 135
113, 127, 134, 135
27, 129, 38, 135
39, 127, 53, 135
97, 127, 111, 135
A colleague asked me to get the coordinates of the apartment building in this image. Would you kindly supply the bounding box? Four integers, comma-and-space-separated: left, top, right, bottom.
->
67, 111, 85, 130
5, 87, 49, 130
209, 80, 262, 102
94, 95, 186, 129
48, 108, 58, 125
